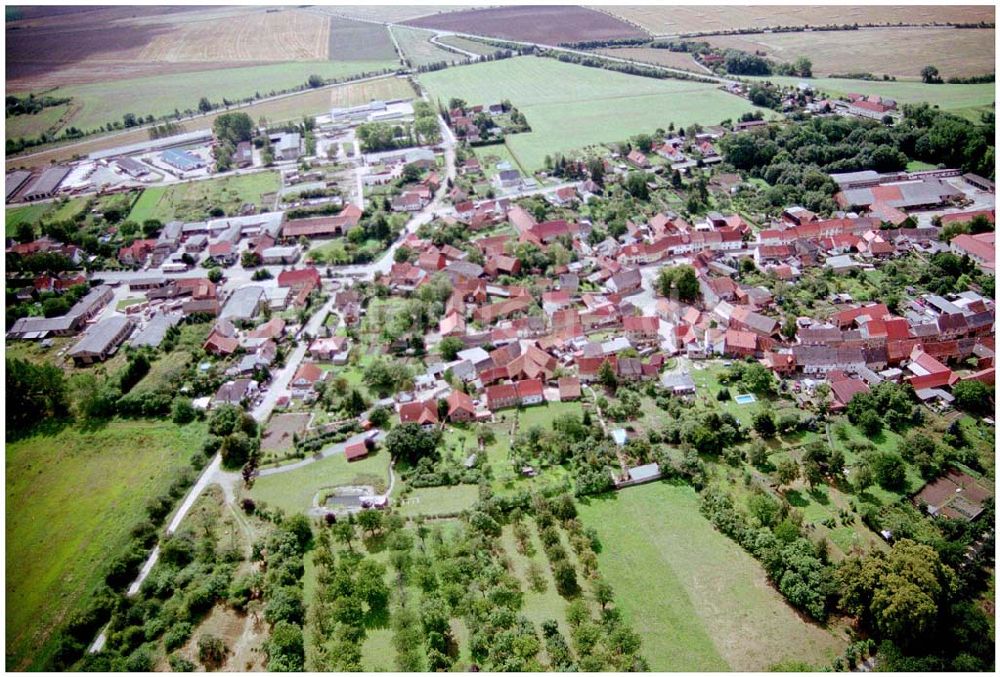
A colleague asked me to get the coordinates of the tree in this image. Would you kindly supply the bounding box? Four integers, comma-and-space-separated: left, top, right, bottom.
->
803, 459, 824, 488
920, 65, 941, 84
207, 267, 223, 283
597, 359, 618, 391
307, 74, 324, 88
594, 578, 614, 610
6, 357, 68, 433
385, 423, 441, 465
438, 336, 464, 361
357, 509, 384, 537
951, 380, 992, 416
197, 634, 227, 668
838, 539, 952, 647
333, 521, 355, 552
552, 560, 579, 597
870, 451, 907, 491
748, 439, 769, 468
171, 398, 197, 425
624, 171, 649, 200
265, 586, 304, 625
198, 96, 213, 113
794, 56, 813, 78
266, 621, 304, 671
776, 459, 799, 488
656, 265, 698, 302
753, 410, 777, 438
14, 221, 34, 243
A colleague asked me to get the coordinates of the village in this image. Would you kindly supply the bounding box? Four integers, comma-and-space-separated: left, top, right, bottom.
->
5, 12, 996, 672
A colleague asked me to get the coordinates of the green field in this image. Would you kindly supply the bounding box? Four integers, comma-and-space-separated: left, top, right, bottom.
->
419, 56, 768, 171
436, 35, 502, 57
5, 195, 101, 236
43, 60, 398, 135
578, 483, 846, 671
6, 419, 206, 670
250, 449, 390, 515
747, 75, 995, 122
127, 171, 280, 223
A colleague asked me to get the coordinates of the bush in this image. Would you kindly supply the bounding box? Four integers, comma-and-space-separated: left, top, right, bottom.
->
197, 634, 227, 667
171, 398, 197, 425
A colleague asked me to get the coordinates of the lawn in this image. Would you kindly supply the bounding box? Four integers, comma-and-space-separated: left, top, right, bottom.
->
578, 483, 847, 671
395, 485, 480, 517
745, 75, 995, 122
42, 60, 399, 134
127, 171, 280, 223
517, 400, 583, 431
419, 56, 768, 171
5, 419, 206, 671
5, 203, 52, 236
249, 449, 390, 515
473, 142, 528, 178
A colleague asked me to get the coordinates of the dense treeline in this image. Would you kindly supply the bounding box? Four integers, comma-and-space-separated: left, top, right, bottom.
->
6, 93, 72, 117
719, 107, 995, 215
542, 50, 717, 83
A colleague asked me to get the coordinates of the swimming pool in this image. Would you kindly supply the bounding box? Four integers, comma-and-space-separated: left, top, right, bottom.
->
734, 393, 756, 404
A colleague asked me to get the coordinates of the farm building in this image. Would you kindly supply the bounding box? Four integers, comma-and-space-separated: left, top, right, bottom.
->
220, 286, 266, 322
115, 157, 151, 178
161, 148, 206, 172
275, 133, 301, 161
21, 166, 71, 201
5, 170, 32, 202
67, 315, 136, 365
130, 312, 183, 349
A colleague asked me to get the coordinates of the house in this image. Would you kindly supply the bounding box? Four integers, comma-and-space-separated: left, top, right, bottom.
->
494, 169, 522, 189
290, 363, 326, 398
627, 149, 649, 168
548, 186, 578, 206
207, 241, 237, 266
118, 239, 157, 267
234, 141, 253, 168
309, 336, 351, 364
829, 374, 870, 409
557, 377, 581, 401
445, 390, 477, 422
281, 204, 363, 239
278, 267, 322, 307
67, 316, 135, 365
623, 315, 660, 343
398, 400, 439, 427
213, 378, 259, 407
607, 268, 642, 295
260, 246, 300, 265
951, 232, 995, 273
345, 440, 371, 462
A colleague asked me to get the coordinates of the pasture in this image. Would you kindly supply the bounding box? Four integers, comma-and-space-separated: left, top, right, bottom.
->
249, 449, 390, 515
599, 5, 997, 36
327, 16, 398, 61
746, 75, 995, 122
419, 56, 766, 171
578, 483, 847, 671
404, 5, 647, 45
705, 27, 995, 80
127, 171, 280, 223
391, 25, 466, 67
395, 485, 480, 517
6, 104, 72, 142
5, 419, 205, 670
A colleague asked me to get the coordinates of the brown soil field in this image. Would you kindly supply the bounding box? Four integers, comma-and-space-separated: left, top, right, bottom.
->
4, 76, 409, 172
138, 8, 330, 62
597, 5, 996, 36
403, 5, 648, 45
262, 413, 312, 452
314, 5, 479, 24
595, 47, 708, 73
705, 27, 996, 79
6, 6, 333, 90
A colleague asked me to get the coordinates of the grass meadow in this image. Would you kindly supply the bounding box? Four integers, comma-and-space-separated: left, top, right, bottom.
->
391, 25, 465, 67
578, 482, 847, 671
5, 419, 206, 670
250, 449, 390, 515
419, 56, 767, 170
127, 171, 280, 223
